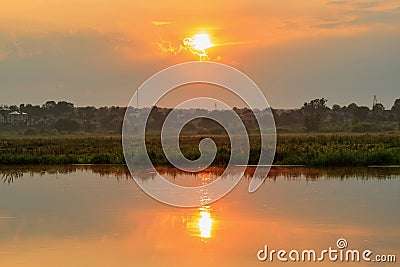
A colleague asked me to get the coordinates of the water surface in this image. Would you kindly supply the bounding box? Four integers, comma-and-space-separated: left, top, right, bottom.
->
0, 166, 399, 266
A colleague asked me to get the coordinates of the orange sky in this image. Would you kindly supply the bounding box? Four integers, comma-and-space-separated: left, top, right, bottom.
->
0, 0, 399, 108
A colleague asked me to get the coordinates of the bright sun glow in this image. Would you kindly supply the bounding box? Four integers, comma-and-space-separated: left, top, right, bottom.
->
158, 32, 216, 60
191, 33, 214, 51
181, 33, 215, 59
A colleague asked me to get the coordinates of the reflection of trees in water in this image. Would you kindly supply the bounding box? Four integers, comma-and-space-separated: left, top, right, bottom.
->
0, 165, 132, 184
266, 167, 400, 181
0, 165, 399, 184
151, 166, 400, 181
1, 170, 23, 184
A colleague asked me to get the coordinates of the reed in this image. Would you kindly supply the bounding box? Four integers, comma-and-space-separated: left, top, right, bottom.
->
0, 133, 399, 166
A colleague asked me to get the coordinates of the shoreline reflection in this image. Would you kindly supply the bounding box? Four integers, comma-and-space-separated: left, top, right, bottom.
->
1, 165, 400, 185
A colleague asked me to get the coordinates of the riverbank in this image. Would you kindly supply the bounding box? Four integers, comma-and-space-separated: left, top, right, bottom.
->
0, 133, 399, 166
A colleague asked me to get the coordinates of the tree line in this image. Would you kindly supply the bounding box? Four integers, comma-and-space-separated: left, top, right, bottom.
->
0, 98, 399, 135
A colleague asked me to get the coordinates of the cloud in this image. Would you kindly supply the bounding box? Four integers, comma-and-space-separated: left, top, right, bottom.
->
151, 21, 172, 26
327, 1, 379, 8
0, 32, 42, 60
313, 2, 400, 29
312, 21, 349, 29
349, 8, 400, 25
0, 47, 11, 61
0, 28, 165, 106
279, 20, 299, 30
352, 1, 379, 9
327, 1, 349, 6
245, 29, 400, 109
10, 33, 42, 58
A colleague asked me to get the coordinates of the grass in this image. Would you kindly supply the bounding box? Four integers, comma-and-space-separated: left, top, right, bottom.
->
0, 132, 399, 166
274, 133, 400, 166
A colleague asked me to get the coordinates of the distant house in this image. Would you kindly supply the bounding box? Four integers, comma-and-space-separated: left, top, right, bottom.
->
0, 114, 5, 124
0, 107, 10, 124
7, 111, 28, 125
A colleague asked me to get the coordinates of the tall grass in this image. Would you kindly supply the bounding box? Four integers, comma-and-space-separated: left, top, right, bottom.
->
0, 133, 399, 166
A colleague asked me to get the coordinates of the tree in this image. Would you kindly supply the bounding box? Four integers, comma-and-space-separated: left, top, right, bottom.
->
44, 101, 56, 109
53, 101, 74, 115
21, 104, 43, 117
372, 102, 385, 120
373, 103, 385, 112
392, 99, 400, 129
391, 99, 400, 116
302, 98, 328, 131
302, 98, 328, 113
332, 104, 341, 112
52, 118, 81, 132
353, 106, 370, 121
9, 105, 18, 111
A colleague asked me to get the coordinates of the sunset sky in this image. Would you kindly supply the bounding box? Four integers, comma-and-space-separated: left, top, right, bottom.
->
0, 0, 399, 108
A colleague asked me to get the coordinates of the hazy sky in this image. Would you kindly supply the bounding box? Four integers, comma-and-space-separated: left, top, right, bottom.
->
0, 0, 399, 108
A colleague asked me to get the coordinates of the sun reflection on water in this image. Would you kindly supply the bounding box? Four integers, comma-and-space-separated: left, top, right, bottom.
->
185, 174, 216, 241
198, 206, 213, 239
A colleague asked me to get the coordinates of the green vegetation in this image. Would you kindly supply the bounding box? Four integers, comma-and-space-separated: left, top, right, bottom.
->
1, 132, 399, 166
1, 97, 400, 136
0, 136, 123, 165
274, 133, 400, 166
1, 98, 399, 166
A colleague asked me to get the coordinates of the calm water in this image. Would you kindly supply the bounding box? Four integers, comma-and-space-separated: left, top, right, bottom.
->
0, 166, 399, 267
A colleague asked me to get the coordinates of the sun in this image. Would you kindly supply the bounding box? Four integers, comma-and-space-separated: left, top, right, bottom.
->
159, 32, 215, 60
191, 33, 214, 51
